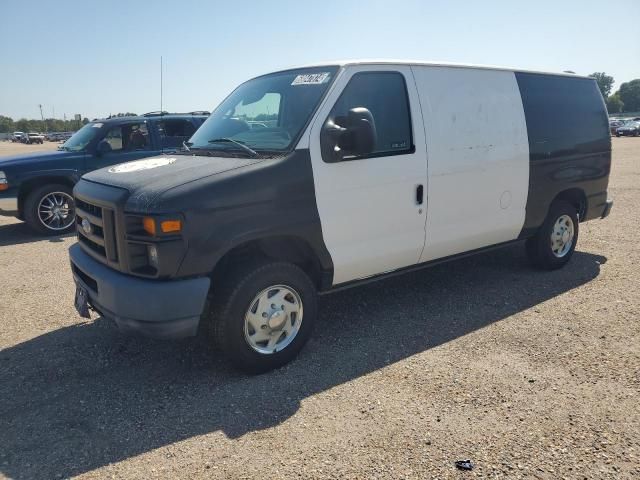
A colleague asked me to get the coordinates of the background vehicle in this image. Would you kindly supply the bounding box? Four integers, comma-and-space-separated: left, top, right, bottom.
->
616, 121, 640, 137
11, 132, 24, 142
21, 132, 45, 144
68, 61, 612, 373
609, 119, 624, 135
0, 112, 207, 234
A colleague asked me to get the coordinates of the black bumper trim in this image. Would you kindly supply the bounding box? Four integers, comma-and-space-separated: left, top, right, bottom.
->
69, 243, 210, 339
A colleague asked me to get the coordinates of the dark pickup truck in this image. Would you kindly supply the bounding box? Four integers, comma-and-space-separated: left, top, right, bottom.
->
0, 112, 208, 234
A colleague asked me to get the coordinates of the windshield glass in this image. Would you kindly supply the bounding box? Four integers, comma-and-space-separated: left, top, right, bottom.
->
60, 123, 102, 152
188, 67, 338, 153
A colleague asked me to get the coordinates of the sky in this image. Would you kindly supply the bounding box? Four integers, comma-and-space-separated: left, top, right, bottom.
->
1, 0, 639, 120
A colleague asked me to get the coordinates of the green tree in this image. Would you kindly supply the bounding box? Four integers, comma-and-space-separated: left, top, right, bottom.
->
606, 93, 624, 113
589, 72, 614, 98
0, 115, 14, 133
14, 119, 30, 132
619, 79, 640, 112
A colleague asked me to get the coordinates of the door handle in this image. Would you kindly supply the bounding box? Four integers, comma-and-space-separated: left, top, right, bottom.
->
416, 184, 424, 205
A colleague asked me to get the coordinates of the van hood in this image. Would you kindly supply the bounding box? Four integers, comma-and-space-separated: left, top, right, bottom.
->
83, 154, 263, 207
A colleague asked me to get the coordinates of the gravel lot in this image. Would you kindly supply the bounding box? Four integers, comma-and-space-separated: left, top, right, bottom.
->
0, 139, 638, 479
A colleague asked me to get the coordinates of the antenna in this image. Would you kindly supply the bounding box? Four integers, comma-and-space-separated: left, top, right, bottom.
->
160, 56, 163, 116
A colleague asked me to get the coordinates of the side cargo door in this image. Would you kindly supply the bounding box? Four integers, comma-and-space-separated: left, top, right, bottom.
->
308, 65, 428, 285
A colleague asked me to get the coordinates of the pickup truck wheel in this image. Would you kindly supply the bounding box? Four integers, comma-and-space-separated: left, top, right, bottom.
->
24, 184, 76, 235
209, 262, 317, 374
526, 200, 579, 270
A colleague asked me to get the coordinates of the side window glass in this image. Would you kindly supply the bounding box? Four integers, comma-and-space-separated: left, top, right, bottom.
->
101, 123, 150, 153
158, 120, 197, 148
325, 72, 412, 160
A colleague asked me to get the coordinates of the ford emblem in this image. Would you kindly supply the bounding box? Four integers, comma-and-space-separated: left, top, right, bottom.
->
81, 217, 92, 235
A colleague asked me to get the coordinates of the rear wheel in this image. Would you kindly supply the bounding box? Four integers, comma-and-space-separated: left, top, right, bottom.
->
526, 200, 579, 270
24, 184, 76, 235
209, 261, 318, 373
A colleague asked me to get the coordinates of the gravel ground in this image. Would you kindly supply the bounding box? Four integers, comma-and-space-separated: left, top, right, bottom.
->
0, 139, 638, 479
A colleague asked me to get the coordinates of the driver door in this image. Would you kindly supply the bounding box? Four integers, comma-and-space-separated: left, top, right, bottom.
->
308, 65, 428, 285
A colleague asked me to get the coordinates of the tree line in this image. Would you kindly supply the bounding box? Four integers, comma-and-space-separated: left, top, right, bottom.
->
0, 113, 141, 134
589, 73, 640, 114
0, 115, 91, 134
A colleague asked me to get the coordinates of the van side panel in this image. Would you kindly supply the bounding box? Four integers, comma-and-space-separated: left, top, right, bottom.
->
412, 66, 530, 262
514, 73, 611, 236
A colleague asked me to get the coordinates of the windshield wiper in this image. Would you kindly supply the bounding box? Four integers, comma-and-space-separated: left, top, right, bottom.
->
182, 140, 191, 152
207, 138, 258, 157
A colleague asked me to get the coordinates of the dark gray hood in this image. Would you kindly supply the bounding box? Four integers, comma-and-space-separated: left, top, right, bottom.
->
83, 154, 263, 208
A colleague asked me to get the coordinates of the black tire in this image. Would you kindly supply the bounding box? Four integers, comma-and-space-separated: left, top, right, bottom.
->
208, 261, 318, 374
526, 200, 579, 270
23, 183, 76, 235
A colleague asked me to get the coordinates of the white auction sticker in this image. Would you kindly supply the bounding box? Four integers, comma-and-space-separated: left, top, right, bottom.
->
108, 157, 176, 173
291, 72, 331, 85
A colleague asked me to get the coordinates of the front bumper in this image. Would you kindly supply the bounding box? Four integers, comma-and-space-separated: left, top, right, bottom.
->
0, 191, 18, 215
69, 243, 210, 338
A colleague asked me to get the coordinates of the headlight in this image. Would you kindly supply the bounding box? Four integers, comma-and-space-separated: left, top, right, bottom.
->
0, 171, 7, 191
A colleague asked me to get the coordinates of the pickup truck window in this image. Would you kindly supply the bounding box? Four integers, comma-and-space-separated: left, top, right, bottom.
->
329, 72, 413, 158
60, 123, 100, 152
158, 119, 198, 148
188, 67, 338, 153
102, 123, 150, 152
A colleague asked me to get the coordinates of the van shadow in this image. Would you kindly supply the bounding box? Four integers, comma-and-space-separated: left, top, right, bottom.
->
0, 221, 74, 247
0, 245, 606, 479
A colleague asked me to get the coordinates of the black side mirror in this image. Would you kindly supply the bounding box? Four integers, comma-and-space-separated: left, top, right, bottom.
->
95, 140, 112, 157
321, 107, 377, 162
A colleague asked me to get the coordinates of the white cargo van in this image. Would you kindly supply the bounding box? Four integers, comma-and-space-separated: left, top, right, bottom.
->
70, 61, 613, 372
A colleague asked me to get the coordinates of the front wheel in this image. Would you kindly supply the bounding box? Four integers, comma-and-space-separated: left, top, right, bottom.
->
209, 262, 318, 373
526, 200, 579, 270
23, 184, 76, 235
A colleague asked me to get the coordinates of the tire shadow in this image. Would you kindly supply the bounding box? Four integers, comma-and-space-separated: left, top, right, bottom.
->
0, 245, 606, 479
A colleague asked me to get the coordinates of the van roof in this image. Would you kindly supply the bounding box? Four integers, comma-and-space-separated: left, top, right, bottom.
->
273, 60, 592, 80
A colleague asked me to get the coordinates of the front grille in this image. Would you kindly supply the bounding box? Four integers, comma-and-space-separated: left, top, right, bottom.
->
75, 197, 119, 265
75, 198, 103, 219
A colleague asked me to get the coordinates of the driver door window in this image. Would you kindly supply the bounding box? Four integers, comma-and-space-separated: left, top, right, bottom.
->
326, 72, 413, 159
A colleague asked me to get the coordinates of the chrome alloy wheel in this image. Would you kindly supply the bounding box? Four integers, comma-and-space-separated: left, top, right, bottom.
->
244, 285, 303, 354
38, 191, 75, 231
550, 214, 575, 258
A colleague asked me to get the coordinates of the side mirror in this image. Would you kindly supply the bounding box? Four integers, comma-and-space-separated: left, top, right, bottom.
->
321, 107, 377, 162
95, 140, 112, 157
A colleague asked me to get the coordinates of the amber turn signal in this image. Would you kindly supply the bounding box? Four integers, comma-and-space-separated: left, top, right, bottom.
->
160, 219, 182, 233
142, 217, 156, 236
0, 184, 8, 191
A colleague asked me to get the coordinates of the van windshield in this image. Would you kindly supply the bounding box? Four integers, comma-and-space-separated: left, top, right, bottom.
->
188, 67, 338, 154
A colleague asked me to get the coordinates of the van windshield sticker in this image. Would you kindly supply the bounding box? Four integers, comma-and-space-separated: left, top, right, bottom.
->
291, 72, 331, 86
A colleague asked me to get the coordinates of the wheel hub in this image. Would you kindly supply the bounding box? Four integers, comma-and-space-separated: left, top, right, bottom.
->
244, 285, 303, 355
550, 214, 575, 258
267, 309, 286, 330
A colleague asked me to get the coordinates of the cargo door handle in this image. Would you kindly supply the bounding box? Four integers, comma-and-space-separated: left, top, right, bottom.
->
416, 184, 424, 205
